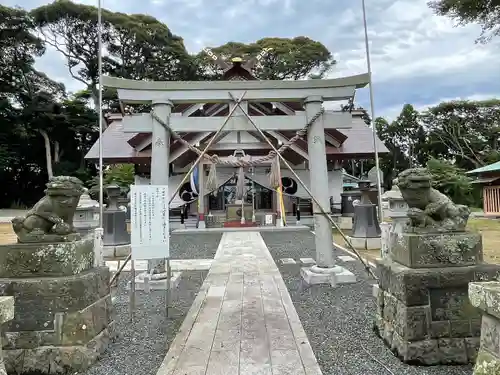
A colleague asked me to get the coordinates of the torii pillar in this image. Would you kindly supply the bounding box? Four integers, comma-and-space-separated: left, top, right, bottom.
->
301, 96, 356, 286
149, 99, 172, 273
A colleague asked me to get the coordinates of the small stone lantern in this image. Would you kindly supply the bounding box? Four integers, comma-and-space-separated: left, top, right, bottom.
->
102, 184, 130, 258
73, 188, 99, 236
386, 180, 408, 235
379, 179, 408, 258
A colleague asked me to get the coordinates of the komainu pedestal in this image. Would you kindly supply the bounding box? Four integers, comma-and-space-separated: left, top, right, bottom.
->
1, 176, 115, 374
373, 168, 500, 365
469, 282, 500, 374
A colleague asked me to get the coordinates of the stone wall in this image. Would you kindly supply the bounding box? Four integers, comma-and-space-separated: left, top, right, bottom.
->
374, 231, 500, 365
469, 281, 500, 374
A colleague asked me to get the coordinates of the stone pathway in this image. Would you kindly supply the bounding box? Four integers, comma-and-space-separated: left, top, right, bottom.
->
156, 231, 322, 375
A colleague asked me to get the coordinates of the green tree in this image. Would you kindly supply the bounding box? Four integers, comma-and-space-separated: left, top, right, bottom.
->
0, 4, 102, 207
375, 104, 428, 187
88, 164, 135, 199
426, 158, 475, 205
422, 99, 500, 169
0, 5, 45, 171
428, 0, 500, 42
198, 37, 335, 80
31, 0, 198, 110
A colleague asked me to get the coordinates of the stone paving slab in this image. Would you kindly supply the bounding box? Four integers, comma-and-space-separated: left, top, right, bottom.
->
156, 231, 322, 375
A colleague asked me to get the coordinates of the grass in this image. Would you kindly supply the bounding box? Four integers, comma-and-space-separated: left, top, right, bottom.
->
0, 223, 17, 244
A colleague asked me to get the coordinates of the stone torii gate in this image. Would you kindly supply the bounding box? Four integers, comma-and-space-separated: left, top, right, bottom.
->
103, 73, 369, 284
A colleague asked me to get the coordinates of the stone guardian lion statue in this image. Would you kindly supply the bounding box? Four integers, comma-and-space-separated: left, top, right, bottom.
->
12, 176, 85, 243
397, 168, 470, 232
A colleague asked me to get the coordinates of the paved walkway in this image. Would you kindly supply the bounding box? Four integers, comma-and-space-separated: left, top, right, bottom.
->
156, 231, 322, 375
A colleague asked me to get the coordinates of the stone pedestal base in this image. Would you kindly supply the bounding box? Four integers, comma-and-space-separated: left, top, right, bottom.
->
103, 244, 131, 259
469, 282, 500, 374
346, 236, 381, 250
127, 271, 182, 291
2, 267, 115, 374
390, 231, 482, 268
0, 238, 94, 277
300, 265, 356, 286
338, 216, 353, 230
374, 258, 500, 365
0, 296, 14, 375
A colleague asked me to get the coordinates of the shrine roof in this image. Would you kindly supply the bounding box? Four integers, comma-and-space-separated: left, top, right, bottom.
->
467, 161, 500, 175
324, 117, 389, 159
84, 113, 389, 162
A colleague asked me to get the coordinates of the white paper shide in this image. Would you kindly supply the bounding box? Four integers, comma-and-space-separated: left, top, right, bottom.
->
130, 185, 169, 260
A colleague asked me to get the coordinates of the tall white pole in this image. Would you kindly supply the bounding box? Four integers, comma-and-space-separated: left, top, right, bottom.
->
361, 0, 384, 220
97, 0, 104, 228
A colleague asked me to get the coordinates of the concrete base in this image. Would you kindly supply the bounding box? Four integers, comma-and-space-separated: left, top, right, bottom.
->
198, 220, 206, 229
103, 244, 130, 259
346, 236, 381, 250
127, 271, 182, 291
338, 216, 353, 230
300, 257, 316, 265
300, 265, 356, 286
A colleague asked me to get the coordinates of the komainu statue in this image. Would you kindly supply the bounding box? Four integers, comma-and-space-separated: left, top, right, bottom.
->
397, 168, 470, 232
12, 176, 85, 243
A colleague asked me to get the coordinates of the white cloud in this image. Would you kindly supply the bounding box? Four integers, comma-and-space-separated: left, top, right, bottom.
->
2, 0, 498, 119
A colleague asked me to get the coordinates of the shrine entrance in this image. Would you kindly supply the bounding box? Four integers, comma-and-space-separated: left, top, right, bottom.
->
208, 175, 273, 212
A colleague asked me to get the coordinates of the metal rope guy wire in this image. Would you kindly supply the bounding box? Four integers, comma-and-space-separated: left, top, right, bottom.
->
227, 92, 377, 280
109, 91, 247, 287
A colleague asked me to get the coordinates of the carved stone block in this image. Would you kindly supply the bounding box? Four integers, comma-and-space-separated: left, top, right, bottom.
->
0, 238, 93, 278
390, 231, 482, 268
469, 281, 500, 374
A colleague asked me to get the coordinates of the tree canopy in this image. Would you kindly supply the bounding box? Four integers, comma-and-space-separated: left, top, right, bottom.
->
198, 37, 336, 80
428, 0, 500, 42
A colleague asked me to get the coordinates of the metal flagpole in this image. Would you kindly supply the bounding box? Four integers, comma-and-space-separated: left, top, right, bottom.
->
361, 0, 384, 221
93, 0, 106, 270
97, 0, 104, 229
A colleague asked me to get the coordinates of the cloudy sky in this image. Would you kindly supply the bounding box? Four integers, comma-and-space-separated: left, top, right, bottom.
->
4, 0, 500, 119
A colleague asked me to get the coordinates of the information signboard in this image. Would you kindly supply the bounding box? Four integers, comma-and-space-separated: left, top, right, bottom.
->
130, 185, 169, 260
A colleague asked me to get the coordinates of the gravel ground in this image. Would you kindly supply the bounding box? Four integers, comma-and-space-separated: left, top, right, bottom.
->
169, 232, 222, 259
261, 231, 473, 375
80, 270, 207, 375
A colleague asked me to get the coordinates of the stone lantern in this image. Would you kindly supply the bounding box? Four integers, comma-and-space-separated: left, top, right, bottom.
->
380, 179, 408, 258
102, 184, 130, 259
347, 180, 381, 250
387, 184, 408, 233
73, 188, 99, 236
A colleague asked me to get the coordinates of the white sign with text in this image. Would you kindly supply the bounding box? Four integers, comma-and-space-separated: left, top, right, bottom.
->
130, 185, 169, 260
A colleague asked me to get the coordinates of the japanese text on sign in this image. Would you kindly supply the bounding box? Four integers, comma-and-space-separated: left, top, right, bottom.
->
130, 185, 169, 260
